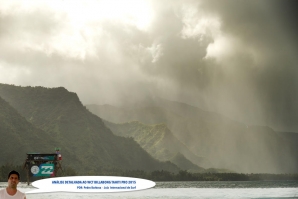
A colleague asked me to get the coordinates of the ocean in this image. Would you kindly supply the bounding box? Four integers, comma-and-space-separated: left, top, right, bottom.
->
1, 181, 298, 199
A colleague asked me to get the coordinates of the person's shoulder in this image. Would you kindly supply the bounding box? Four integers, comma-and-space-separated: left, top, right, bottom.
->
0, 188, 7, 196
17, 189, 25, 196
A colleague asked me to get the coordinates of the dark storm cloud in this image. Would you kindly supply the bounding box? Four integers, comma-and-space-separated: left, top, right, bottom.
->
0, 0, 297, 131
191, 0, 298, 131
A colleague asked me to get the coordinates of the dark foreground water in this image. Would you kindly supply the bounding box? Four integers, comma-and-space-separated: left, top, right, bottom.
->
1, 181, 298, 198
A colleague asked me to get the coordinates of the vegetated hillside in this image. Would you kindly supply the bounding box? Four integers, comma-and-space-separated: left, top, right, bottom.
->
104, 120, 206, 171
86, 99, 298, 173
0, 96, 56, 165
0, 84, 179, 173
169, 153, 204, 173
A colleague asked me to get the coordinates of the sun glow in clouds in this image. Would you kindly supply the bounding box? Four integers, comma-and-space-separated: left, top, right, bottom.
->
1, 0, 154, 30
47, 0, 154, 31
0, 0, 154, 60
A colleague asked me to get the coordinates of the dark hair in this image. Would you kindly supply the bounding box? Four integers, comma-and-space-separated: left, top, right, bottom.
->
8, 170, 20, 180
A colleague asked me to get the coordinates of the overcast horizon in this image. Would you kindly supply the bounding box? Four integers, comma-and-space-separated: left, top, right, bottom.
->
0, 0, 297, 132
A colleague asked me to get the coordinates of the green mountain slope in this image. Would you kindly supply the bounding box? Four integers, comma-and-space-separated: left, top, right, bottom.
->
104, 120, 206, 169
169, 153, 204, 173
86, 99, 298, 173
0, 84, 179, 173
0, 96, 56, 164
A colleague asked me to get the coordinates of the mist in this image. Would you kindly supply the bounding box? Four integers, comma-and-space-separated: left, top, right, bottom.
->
0, 0, 297, 133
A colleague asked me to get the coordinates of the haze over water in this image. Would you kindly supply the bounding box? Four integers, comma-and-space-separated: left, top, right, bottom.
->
2, 181, 298, 199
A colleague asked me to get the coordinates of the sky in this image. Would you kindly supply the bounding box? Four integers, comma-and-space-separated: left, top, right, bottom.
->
0, 0, 297, 132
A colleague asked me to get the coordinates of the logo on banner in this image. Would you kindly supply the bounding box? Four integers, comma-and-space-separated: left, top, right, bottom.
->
31, 164, 54, 176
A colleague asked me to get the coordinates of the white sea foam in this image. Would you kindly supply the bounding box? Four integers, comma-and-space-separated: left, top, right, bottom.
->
18, 188, 298, 199
1, 182, 298, 198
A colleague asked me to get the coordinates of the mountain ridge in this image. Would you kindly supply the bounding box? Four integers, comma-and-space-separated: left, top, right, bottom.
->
104, 120, 207, 170
0, 83, 180, 173
87, 101, 298, 173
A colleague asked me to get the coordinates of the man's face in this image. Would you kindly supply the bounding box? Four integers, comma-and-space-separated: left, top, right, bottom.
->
8, 174, 19, 188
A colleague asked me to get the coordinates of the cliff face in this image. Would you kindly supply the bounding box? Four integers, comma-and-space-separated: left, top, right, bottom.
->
87, 99, 298, 173
0, 84, 179, 173
1, 83, 297, 174
104, 120, 206, 170
0, 96, 56, 165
